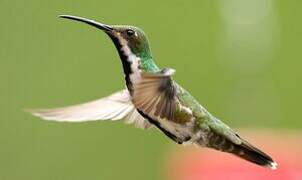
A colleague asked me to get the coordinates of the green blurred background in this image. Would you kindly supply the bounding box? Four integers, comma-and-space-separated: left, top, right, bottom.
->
1, 0, 301, 179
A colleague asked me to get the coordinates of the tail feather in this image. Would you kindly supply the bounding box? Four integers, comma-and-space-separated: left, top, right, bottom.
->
207, 131, 277, 169
233, 140, 277, 169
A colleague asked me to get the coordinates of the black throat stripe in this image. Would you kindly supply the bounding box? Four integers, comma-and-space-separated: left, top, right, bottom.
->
110, 36, 133, 92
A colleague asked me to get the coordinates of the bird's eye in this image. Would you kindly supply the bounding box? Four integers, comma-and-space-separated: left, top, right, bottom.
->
126, 29, 135, 37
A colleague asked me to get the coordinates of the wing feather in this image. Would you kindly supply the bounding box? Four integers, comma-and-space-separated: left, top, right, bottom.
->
27, 89, 152, 129
132, 68, 178, 121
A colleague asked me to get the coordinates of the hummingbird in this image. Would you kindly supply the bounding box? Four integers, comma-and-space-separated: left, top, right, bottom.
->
28, 15, 277, 169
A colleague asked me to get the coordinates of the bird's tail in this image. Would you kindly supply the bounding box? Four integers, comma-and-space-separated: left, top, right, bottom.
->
205, 131, 277, 169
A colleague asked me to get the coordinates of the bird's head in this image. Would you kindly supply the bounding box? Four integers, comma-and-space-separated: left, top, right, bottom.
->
59, 15, 152, 59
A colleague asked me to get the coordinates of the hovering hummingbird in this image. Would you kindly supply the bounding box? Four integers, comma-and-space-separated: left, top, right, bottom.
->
28, 15, 277, 169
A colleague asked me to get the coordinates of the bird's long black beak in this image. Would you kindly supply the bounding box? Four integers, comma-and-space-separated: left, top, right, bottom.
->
59, 15, 113, 32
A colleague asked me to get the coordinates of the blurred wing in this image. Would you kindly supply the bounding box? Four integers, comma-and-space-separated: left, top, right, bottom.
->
132, 68, 178, 121
27, 89, 152, 129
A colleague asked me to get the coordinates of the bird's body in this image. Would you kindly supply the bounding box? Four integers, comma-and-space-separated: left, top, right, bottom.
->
28, 15, 277, 169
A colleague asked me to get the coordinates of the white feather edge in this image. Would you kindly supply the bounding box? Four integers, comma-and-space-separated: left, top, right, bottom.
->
26, 89, 152, 129
269, 161, 278, 170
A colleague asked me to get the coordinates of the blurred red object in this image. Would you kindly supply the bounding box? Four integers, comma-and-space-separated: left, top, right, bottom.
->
166, 130, 302, 180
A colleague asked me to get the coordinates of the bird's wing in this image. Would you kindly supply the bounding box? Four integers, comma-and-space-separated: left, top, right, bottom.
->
27, 89, 152, 129
132, 68, 178, 121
